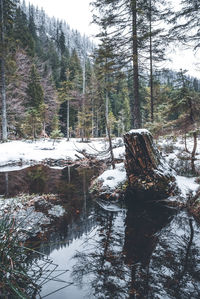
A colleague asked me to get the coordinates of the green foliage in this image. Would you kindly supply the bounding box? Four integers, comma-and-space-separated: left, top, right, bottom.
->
69, 49, 83, 90
50, 129, 64, 145
13, 7, 35, 56
26, 64, 44, 110
22, 108, 42, 139
2, 0, 200, 141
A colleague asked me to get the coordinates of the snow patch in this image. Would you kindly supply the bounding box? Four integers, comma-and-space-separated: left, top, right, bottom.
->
48, 205, 65, 217
0, 195, 66, 240
176, 175, 199, 198
127, 128, 151, 135
97, 163, 127, 191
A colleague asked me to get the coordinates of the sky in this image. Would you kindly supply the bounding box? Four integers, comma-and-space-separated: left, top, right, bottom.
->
24, 0, 99, 38
25, 0, 200, 78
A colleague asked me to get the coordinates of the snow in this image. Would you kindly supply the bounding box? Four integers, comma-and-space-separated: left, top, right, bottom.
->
0, 195, 66, 240
127, 128, 151, 135
96, 199, 125, 212
0, 138, 125, 168
48, 205, 65, 217
0, 165, 30, 172
157, 136, 200, 198
176, 175, 199, 198
97, 163, 127, 191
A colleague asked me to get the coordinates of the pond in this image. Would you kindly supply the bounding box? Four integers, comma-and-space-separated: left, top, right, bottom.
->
0, 165, 200, 298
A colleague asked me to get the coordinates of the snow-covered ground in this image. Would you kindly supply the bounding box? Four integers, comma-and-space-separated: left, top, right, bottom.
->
158, 136, 200, 173
176, 175, 199, 198
158, 136, 200, 201
0, 138, 125, 169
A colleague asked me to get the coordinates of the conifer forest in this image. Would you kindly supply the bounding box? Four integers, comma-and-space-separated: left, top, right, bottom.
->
0, 0, 200, 298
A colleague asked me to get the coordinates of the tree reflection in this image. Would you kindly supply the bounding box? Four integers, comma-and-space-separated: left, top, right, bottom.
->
148, 214, 200, 299
71, 201, 200, 299
28, 165, 48, 194
123, 203, 174, 298
72, 208, 129, 298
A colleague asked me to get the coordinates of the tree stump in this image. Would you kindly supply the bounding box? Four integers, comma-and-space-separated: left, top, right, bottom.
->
124, 129, 176, 200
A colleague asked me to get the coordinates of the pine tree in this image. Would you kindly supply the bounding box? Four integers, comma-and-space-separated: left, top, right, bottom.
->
144, 0, 169, 122
58, 71, 74, 141
13, 6, 35, 56
93, 32, 117, 137
92, 0, 147, 128
170, 0, 200, 51
26, 64, 44, 109
0, 0, 16, 141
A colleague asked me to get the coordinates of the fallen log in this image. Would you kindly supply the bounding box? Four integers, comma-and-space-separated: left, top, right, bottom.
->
124, 129, 177, 200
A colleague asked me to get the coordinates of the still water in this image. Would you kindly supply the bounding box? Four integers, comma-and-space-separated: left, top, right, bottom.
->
0, 165, 200, 298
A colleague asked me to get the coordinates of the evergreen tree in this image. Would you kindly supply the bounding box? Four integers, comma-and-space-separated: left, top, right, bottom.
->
58, 71, 74, 140
13, 6, 35, 56
69, 49, 82, 89
27, 64, 44, 109
144, 0, 169, 122
28, 4, 37, 40
58, 29, 66, 56
170, 0, 200, 51
93, 32, 118, 136
92, 0, 148, 128
0, 0, 17, 141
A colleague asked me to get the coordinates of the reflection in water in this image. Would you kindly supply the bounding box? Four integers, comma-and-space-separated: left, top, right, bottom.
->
28, 165, 48, 194
149, 213, 200, 299
71, 203, 200, 299
5, 172, 8, 197
0, 165, 96, 199
72, 209, 128, 298
123, 203, 174, 298
1, 166, 200, 298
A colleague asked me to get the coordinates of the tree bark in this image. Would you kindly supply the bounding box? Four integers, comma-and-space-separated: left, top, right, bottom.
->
124, 129, 176, 200
105, 91, 109, 137
191, 131, 197, 173
67, 99, 70, 141
149, 0, 154, 122
105, 116, 115, 169
131, 0, 141, 129
0, 0, 8, 141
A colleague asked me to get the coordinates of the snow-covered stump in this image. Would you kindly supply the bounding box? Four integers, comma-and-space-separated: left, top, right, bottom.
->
124, 129, 176, 200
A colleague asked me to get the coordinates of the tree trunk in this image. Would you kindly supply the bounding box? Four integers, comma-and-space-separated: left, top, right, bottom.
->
92, 99, 94, 138
96, 110, 99, 137
67, 99, 70, 141
191, 131, 197, 173
149, 0, 154, 122
184, 133, 189, 153
0, 0, 8, 141
124, 129, 176, 200
105, 91, 109, 137
105, 117, 115, 169
131, 0, 141, 129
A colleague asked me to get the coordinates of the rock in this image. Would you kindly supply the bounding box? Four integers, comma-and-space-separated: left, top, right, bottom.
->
124, 129, 176, 200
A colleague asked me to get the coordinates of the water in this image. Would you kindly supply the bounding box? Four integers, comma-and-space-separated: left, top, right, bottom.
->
1, 165, 200, 298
